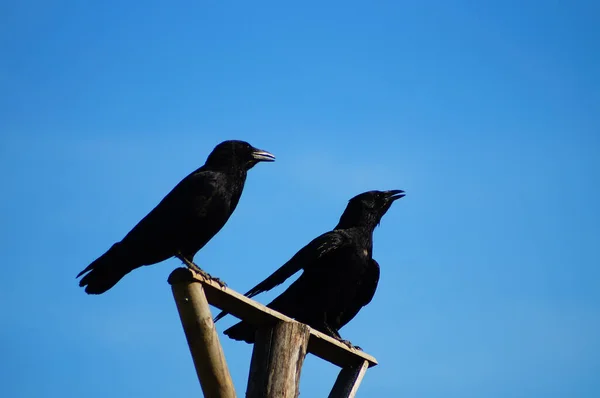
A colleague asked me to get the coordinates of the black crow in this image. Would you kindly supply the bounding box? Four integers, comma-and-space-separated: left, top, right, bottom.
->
77, 140, 275, 294
220, 189, 404, 347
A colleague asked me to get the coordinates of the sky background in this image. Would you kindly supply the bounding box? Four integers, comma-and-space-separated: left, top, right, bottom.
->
1, 1, 599, 397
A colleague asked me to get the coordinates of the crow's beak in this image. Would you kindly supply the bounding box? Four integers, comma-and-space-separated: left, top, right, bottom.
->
251, 148, 276, 162
384, 189, 405, 202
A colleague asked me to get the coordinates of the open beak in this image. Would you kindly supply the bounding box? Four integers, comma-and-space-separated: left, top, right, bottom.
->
251, 148, 276, 162
384, 189, 405, 202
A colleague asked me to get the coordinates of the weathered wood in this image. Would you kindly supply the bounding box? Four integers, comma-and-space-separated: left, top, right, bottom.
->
169, 270, 236, 398
168, 268, 378, 368
247, 321, 310, 398
328, 360, 370, 398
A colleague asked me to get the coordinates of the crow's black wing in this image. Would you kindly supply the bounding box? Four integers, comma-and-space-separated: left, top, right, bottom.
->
213, 229, 351, 322
116, 167, 219, 255
336, 258, 381, 329
245, 230, 350, 298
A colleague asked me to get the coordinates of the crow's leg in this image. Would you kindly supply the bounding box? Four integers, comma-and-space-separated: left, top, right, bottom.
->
175, 253, 227, 287
323, 323, 361, 350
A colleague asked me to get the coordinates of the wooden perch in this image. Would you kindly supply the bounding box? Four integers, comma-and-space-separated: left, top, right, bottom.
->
169, 268, 377, 368
247, 321, 310, 398
329, 360, 370, 398
170, 272, 236, 398
169, 268, 377, 397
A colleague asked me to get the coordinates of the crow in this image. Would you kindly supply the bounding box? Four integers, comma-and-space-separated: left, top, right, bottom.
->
219, 189, 404, 347
77, 140, 275, 294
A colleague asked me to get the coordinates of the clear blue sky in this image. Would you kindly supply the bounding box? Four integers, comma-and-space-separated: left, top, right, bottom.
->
1, 1, 598, 397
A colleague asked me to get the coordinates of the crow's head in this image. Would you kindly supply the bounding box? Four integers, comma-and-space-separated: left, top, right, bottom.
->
337, 190, 405, 229
206, 140, 275, 170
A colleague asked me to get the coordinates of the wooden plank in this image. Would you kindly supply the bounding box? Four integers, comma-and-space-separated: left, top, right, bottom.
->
169, 271, 236, 398
168, 268, 378, 369
328, 360, 370, 398
247, 321, 310, 398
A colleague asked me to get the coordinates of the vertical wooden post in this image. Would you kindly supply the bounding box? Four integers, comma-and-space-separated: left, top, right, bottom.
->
169, 269, 236, 398
246, 321, 310, 398
328, 360, 370, 398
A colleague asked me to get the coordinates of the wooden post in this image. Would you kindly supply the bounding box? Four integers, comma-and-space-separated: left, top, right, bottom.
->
328, 360, 370, 398
169, 269, 236, 398
246, 321, 310, 398
168, 269, 378, 397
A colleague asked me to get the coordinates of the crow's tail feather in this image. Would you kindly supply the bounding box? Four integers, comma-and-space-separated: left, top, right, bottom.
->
77, 243, 139, 295
223, 321, 256, 344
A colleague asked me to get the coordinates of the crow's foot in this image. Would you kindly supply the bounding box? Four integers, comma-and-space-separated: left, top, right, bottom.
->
177, 254, 202, 273
209, 276, 227, 288
176, 253, 227, 288
338, 339, 361, 350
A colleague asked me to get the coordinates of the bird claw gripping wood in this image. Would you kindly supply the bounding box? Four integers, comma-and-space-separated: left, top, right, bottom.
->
176, 254, 228, 288
204, 275, 227, 288
339, 339, 362, 351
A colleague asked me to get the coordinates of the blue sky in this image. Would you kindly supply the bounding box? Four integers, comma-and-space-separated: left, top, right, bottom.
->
1, 1, 599, 397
